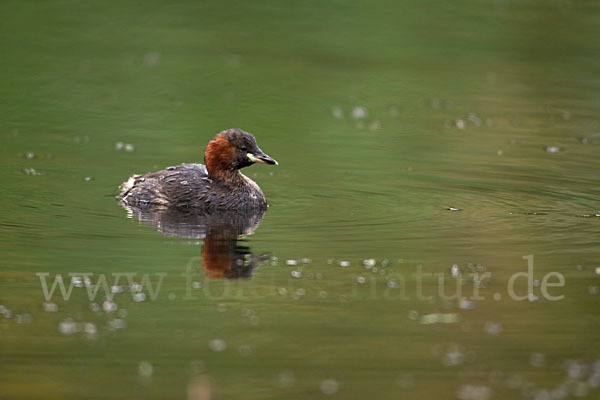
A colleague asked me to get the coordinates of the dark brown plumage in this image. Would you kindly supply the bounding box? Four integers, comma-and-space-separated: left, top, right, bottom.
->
117, 128, 277, 211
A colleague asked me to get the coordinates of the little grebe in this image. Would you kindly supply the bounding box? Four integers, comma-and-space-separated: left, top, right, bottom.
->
117, 128, 277, 211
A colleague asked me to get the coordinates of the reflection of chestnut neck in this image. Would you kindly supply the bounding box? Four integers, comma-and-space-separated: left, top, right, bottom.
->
201, 230, 252, 279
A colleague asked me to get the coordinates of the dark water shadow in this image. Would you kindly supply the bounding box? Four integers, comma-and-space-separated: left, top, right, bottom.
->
121, 204, 268, 279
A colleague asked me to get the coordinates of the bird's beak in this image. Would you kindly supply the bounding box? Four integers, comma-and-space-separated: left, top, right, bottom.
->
248, 151, 278, 165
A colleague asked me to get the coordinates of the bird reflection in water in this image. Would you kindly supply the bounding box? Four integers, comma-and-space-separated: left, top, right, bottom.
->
121, 204, 268, 279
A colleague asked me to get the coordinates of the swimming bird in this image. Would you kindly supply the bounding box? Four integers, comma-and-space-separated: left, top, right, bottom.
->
117, 128, 277, 211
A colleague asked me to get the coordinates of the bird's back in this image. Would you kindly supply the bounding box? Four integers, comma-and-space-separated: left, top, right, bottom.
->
118, 163, 267, 211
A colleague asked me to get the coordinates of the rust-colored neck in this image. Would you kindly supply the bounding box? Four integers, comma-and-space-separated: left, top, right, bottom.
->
204, 134, 237, 181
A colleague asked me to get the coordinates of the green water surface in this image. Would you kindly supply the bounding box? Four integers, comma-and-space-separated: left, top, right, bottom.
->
1, 1, 599, 399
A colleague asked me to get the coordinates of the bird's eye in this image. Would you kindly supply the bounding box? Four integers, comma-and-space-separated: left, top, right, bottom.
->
241, 145, 248, 152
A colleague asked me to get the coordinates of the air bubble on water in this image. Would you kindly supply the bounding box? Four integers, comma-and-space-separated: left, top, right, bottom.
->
352, 106, 367, 119
468, 112, 482, 127
23, 168, 42, 176
291, 270, 301, 278
420, 313, 460, 324
111, 285, 123, 294
533, 389, 551, 400
570, 381, 589, 397
431, 344, 444, 357
331, 107, 343, 119
116, 142, 135, 152
138, 361, 153, 378
489, 370, 503, 384
43, 302, 58, 312
381, 259, 389, 267
59, 318, 79, 335
484, 321, 503, 335
89, 303, 100, 312
368, 121, 381, 131
108, 318, 126, 330
533, 279, 540, 288
130, 283, 143, 292
372, 267, 378, 273
320, 379, 339, 395
595, 267, 600, 275
133, 293, 146, 302
527, 293, 538, 302
296, 288, 306, 296
339, 261, 350, 268
456, 119, 465, 129
103, 300, 118, 313
278, 287, 287, 296
71, 276, 83, 287
15, 313, 32, 324
186, 360, 206, 374
459, 299, 474, 310
530, 353, 545, 367
277, 370, 295, 388
83, 322, 97, 336
408, 310, 419, 320
301, 258, 312, 264
441, 345, 464, 366
588, 371, 600, 388
395, 374, 415, 389
319, 290, 328, 299
506, 374, 524, 389
143, 52, 160, 67
241, 308, 254, 317
192, 281, 201, 289
357, 276, 366, 284
209, 339, 227, 352
84, 176, 93, 182
238, 344, 253, 357
521, 383, 537, 398
546, 146, 560, 153
456, 384, 492, 400
387, 280, 398, 288
363, 259, 375, 269
566, 360, 586, 379
451, 264, 460, 277
550, 384, 569, 399
286, 259, 298, 266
